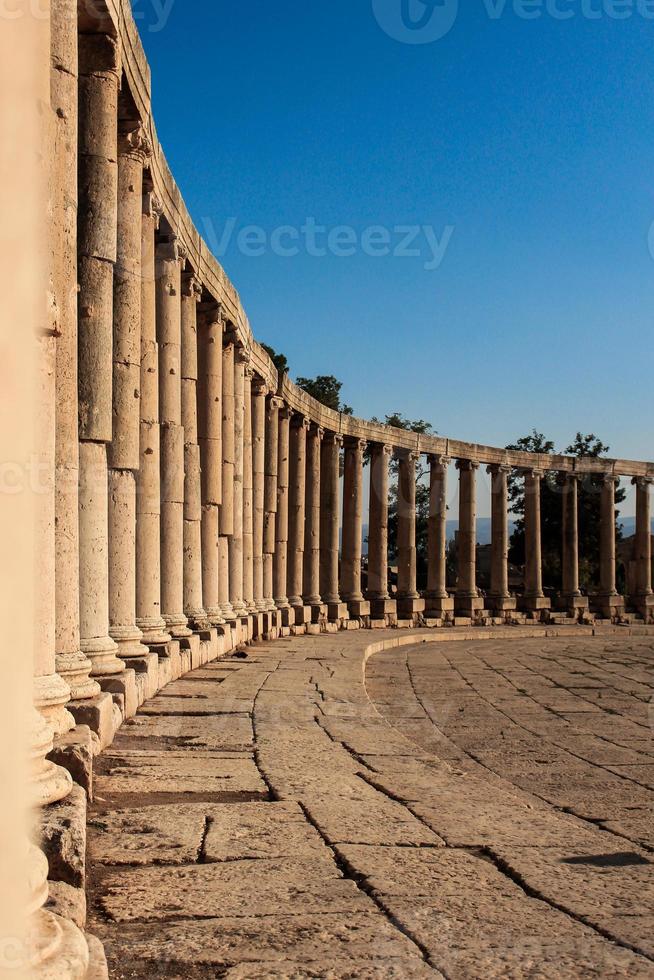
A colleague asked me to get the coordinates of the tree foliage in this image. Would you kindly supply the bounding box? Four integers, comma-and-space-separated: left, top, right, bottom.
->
507, 430, 625, 592
261, 343, 288, 376
296, 375, 353, 415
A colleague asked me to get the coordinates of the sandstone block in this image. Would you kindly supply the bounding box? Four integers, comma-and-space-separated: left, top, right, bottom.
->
41, 783, 87, 888
48, 725, 95, 799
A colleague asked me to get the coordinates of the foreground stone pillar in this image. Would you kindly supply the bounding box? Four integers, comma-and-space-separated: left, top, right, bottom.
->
136, 192, 170, 645
304, 424, 325, 618
629, 476, 654, 622
157, 237, 191, 637
273, 405, 291, 612
78, 29, 124, 677
252, 379, 268, 611
424, 455, 454, 620
367, 444, 395, 620
288, 415, 310, 618
108, 121, 151, 661
486, 464, 516, 616
197, 300, 223, 625
228, 347, 247, 617
263, 395, 281, 612
182, 279, 209, 628
219, 341, 235, 619
52, 0, 97, 703
454, 459, 483, 618
320, 432, 347, 621
592, 474, 625, 619
243, 366, 256, 612
557, 473, 588, 615
521, 468, 551, 616
342, 438, 369, 618
396, 449, 424, 619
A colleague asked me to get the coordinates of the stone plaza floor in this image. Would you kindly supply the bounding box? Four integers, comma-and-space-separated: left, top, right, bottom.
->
86, 631, 654, 978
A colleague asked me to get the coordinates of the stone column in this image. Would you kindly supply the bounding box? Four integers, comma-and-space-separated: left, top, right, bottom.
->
629, 476, 654, 622
263, 395, 281, 613
243, 366, 256, 612
486, 464, 516, 615
252, 379, 268, 611
592, 475, 625, 619
219, 340, 235, 619
181, 278, 209, 628
367, 443, 395, 620
108, 121, 151, 662
78, 30, 124, 678
424, 455, 454, 620
341, 438, 370, 618
228, 347, 248, 617
52, 2, 97, 703
396, 449, 424, 619
304, 424, 325, 618
521, 468, 551, 615
157, 237, 191, 638
320, 432, 347, 621
136, 191, 170, 645
274, 405, 291, 613
558, 473, 588, 614
454, 459, 483, 618
288, 414, 310, 621
197, 300, 223, 625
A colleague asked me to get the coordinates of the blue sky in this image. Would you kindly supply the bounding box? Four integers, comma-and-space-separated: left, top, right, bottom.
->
137, 0, 653, 492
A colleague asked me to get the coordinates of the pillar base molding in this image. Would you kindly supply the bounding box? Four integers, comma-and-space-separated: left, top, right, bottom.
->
31, 709, 73, 808
369, 597, 397, 618
347, 599, 371, 618
519, 595, 551, 611
163, 614, 193, 639
33, 673, 75, 736
454, 594, 485, 617
81, 635, 125, 677
291, 604, 313, 625
29, 907, 90, 979
309, 603, 328, 624
185, 607, 213, 630
327, 602, 350, 623
486, 595, 517, 613
110, 624, 151, 660
423, 594, 455, 618
590, 592, 625, 619
55, 651, 101, 702
555, 593, 589, 611
136, 617, 171, 647
628, 592, 654, 622
397, 596, 425, 617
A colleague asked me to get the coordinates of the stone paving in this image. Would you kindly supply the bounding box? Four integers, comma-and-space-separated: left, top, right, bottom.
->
86, 631, 654, 978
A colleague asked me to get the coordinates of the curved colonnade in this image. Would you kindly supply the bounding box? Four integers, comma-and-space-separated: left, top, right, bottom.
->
30, 0, 654, 976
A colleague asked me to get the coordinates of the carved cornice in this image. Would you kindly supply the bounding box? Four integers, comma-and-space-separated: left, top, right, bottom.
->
456, 458, 479, 472
119, 120, 152, 163
430, 454, 451, 470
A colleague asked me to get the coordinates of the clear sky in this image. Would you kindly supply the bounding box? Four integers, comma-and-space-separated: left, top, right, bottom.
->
136, 0, 653, 489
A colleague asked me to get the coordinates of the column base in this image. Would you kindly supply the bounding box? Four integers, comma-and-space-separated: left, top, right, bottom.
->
185, 607, 212, 630
308, 603, 327, 625
110, 624, 151, 661
454, 594, 485, 617
29, 908, 90, 980
519, 595, 551, 612
291, 604, 313, 625
55, 651, 101, 702
67, 692, 117, 752
369, 597, 397, 619
33, 673, 75, 736
628, 592, 654, 622
136, 617, 171, 647
82, 635, 125, 677
555, 592, 589, 611
423, 594, 455, 618
590, 592, 625, 620
97, 669, 138, 721
325, 601, 348, 623
347, 599, 371, 618
163, 614, 193, 639
396, 596, 425, 618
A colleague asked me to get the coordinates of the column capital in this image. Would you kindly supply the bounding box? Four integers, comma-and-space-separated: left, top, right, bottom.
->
291, 413, 311, 431
268, 395, 285, 411
156, 236, 187, 268
518, 466, 544, 479
143, 190, 163, 225
310, 423, 325, 440
556, 470, 580, 486
456, 458, 479, 472
344, 436, 367, 453
633, 475, 654, 488
395, 447, 420, 463
235, 345, 251, 366
323, 430, 343, 448
182, 273, 203, 302
278, 403, 293, 422
252, 377, 268, 397
371, 442, 394, 458
244, 365, 256, 382
429, 454, 451, 469
487, 462, 511, 476
599, 472, 620, 486
118, 120, 152, 163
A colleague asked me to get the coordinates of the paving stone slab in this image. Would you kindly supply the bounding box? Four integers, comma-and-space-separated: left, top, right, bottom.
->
203, 801, 327, 861
223, 959, 438, 978
94, 752, 267, 798
139, 696, 253, 716
113, 712, 253, 752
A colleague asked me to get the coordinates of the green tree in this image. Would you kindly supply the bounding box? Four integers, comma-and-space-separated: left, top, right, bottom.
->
507, 430, 625, 592
296, 375, 353, 415
261, 343, 288, 376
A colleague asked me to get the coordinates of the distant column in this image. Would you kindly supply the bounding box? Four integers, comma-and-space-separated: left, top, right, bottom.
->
454, 459, 483, 618
520, 468, 551, 616
228, 347, 247, 617
219, 340, 235, 619
424, 455, 454, 620
320, 432, 346, 621
558, 473, 588, 615
304, 424, 325, 613
197, 300, 224, 624
273, 405, 291, 611
242, 366, 256, 612
342, 438, 369, 618
396, 449, 424, 620
288, 414, 310, 613
263, 395, 281, 612
252, 379, 268, 611
629, 476, 654, 622
486, 464, 516, 616
592, 474, 625, 620
157, 237, 191, 638
367, 443, 395, 619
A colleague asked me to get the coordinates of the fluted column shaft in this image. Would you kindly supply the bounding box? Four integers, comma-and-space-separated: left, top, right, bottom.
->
228, 347, 247, 616
304, 425, 324, 606
136, 193, 169, 644
157, 238, 190, 637
288, 415, 310, 607
77, 31, 123, 676
341, 438, 366, 604
632, 477, 653, 597
219, 341, 235, 618
181, 279, 208, 628
274, 407, 291, 608
108, 122, 150, 660
396, 450, 420, 600
252, 381, 268, 611
320, 433, 343, 607
263, 396, 281, 611
243, 367, 255, 611
367, 444, 392, 601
